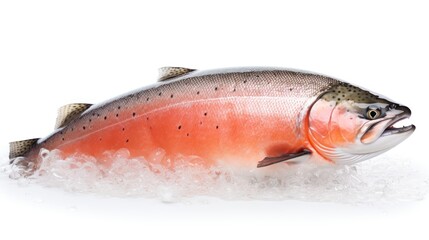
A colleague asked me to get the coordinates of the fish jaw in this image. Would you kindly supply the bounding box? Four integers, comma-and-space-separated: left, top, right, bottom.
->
308, 84, 415, 165
348, 105, 415, 155
360, 105, 413, 144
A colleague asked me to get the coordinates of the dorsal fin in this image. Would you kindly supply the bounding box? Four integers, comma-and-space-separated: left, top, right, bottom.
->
9, 138, 40, 160
158, 67, 195, 81
55, 103, 92, 129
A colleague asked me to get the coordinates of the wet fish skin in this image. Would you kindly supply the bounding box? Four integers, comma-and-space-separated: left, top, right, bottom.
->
9, 67, 415, 173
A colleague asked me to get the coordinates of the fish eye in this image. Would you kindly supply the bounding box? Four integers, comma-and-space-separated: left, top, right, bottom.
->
366, 106, 382, 120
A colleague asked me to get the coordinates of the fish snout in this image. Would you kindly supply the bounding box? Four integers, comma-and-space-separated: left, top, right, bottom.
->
395, 105, 411, 117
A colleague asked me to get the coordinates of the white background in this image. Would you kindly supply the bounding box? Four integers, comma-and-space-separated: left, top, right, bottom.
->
0, 0, 428, 239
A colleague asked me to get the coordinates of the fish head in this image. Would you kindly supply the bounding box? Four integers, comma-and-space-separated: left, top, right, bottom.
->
307, 83, 415, 164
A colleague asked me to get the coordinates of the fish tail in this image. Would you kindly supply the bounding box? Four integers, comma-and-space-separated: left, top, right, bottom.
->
9, 138, 39, 164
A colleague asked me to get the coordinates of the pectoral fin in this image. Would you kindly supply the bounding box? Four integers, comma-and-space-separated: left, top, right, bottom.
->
257, 149, 311, 168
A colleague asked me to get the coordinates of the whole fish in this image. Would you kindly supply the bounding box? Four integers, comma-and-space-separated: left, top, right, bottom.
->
9, 67, 415, 173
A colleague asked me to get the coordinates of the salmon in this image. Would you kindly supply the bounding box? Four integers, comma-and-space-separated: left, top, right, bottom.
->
9, 67, 415, 174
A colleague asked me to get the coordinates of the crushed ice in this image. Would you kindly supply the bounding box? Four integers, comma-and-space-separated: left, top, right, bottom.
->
1, 148, 428, 203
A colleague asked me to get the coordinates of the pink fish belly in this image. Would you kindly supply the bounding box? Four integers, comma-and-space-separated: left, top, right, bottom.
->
50, 97, 307, 168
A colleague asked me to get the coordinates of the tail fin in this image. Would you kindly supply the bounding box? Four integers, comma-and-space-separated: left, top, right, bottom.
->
9, 138, 40, 161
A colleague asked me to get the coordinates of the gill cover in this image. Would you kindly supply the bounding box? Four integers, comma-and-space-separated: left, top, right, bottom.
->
307, 83, 414, 164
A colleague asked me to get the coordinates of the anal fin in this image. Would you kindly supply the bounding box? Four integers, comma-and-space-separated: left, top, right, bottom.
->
257, 149, 311, 168
9, 138, 40, 160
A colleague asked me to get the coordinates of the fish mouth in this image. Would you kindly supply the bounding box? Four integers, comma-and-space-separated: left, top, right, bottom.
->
380, 117, 415, 137
361, 106, 415, 144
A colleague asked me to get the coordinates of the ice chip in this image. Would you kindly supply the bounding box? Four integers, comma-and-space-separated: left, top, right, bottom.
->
1, 148, 428, 203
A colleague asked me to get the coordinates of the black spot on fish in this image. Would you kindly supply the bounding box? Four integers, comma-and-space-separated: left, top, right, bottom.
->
97, 114, 100, 117
83, 126, 86, 130
337, 98, 341, 101
244, 80, 247, 83
71, 128, 74, 132
126, 139, 129, 143
104, 116, 107, 120
200, 121, 203, 125
62, 138, 65, 141
233, 88, 236, 92
146, 97, 150, 101
204, 112, 207, 116
197, 91, 200, 95
216, 125, 219, 129
215, 87, 218, 91
159, 92, 162, 96
60, 131, 63, 135
133, 112, 136, 117
187, 133, 190, 137
89, 119, 92, 122
99, 138, 102, 141
122, 128, 125, 131
289, 88, 293, 91
146, 117, 149, 120
118, 106, 121, 110
116, 113, 119, 117
178, 125, 182, 130
170, 94, 174, 98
